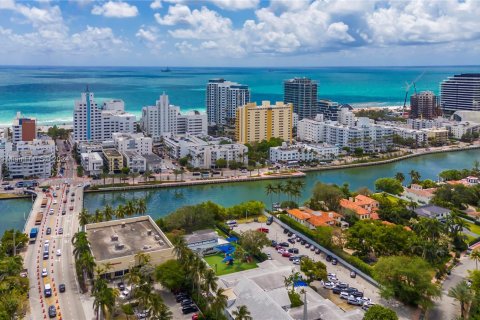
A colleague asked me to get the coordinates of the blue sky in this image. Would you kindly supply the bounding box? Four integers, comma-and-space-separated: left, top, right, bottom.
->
0, 0, 479, 67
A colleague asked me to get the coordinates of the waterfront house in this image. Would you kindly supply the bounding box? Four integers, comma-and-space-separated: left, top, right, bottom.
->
414, 204, 451, 220
402, 184, 436, 204
286, 207, 341, 229
339, 195, 379, 220
184, 229, 229, 255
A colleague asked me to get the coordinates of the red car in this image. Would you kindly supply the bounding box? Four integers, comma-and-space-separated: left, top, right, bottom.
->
282, 252, 292, 257
257, 227, 269, 233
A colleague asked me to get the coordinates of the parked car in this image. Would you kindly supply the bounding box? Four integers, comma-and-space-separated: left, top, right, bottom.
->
292, 259, 300, 265
271, 240, 277, 247
279, 242, 289, 247
352, 291, 364, 298
118, 282, 126, 290
181, 299, 194, 307
257, 227, 269, 233
283, 228, 289, 234
340, 292, 350, 299
337, 282, 349, 289
332, 258, 338, 265
267, 253, 272, 260
288, 238, 295, 244
282, 252, 292, 258
315, 248, 321, 254
182, 305, 198, 314
323, 282, 336, 289
332, 287, 342, 294
348, 296, 363, 306
362, 302, 375, 310
59, 284, 66, 293
305, 243, 310, 249
310, 246, 315, 251
350, 271, 357, 278
288, 248, 299, 254
300, 240, 306, 245
326, 255, 332, 262
266, 216, 273, 225
287, 231, 293, 237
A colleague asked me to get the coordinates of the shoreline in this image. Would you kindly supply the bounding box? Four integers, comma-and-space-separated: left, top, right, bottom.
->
84, 144, 480, 194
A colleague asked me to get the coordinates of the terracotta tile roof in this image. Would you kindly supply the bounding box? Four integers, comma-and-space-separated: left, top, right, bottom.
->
354, 195, 378, 206
370, 212, 380, 220
340, 199, 370, 216
307, 211, 341, 227
287, 208, 311, 221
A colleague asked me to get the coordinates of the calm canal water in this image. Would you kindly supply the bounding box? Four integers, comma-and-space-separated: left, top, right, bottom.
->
2, 149, 480, 235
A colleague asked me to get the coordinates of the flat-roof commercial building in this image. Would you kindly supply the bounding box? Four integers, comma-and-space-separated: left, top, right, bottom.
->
441, 74, 480, 116
85, 216, 174, 277
80, 152, 103, 176
235, 101, 293, 144
102, 148, 124, 173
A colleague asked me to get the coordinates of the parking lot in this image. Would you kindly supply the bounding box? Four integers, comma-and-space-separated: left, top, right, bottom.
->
235, 221, 413, 319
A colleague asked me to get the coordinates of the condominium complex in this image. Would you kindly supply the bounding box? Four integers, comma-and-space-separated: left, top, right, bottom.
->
206, 79, 250, 126
410, 91, 439, 119
441, 74, 480, 116
141, 93, 207, 140
12, 112, 36, 143
80, 152, 103, 176
284, 78, 318, 120
110, 132, 152, 155
73, 89, 136, 142
3, 139, 55, 178
297, 110, 394, 152
235, 101, 293, 144
269, 142, 339, 163
163, 134, 248, 169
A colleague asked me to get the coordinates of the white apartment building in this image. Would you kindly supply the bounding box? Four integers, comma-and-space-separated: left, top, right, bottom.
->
4, 139, 55, 179
73, 89, 136, 143
141, 93, 207, 140
206, 79, 250, 126
269, 142, 339, 163
80, 152, 103, 176
392, 128, 428, 145
297, 111, 393, 152
111, 132, 153, 155
163, 135, 208, 159
122, 151, 146, 173
187, 143, 248, 169
446, 122, 480, 139
77, 142, 103, 154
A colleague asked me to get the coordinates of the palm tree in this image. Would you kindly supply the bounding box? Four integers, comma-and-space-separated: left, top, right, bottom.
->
93, 209, 104, 223
125, 267, 141, 297
471, 249, 480, 270
232, 305, 252, 320
103, 205, 114, 221
136, 198, 147, 215
275, 182, 284, 203
395, 172, 405, 184
202, 268, 218, 294
284, 180, 295, 201
130, 172, 139, 185
142, 170, 152, 183
72, 232, 90, 259
121, 303, 135, 320
115, 204, 125, 219
92, 278, 119, 320
78, 208, 91, 228
210, 288, 228, 319
101, 172, 109, 186
448, 280, 474, 319
265, 183, 275, 207
409, 170, 421, 184
149, 294, 172, 320
124, 200, 136, 217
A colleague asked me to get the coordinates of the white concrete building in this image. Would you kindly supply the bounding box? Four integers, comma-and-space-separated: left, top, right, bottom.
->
73, 89, 136, 143
297, 114, 393, 152
111, 132, 153, 155
163, 135, 208, 159
445, 122, 480, 139
4, 139, 56, 179
141, 93, 207, 140
122, 151, 146, 173
187, 143, 248, 169
269, 142, 339, 163
392, 128, 428, 144
12, 112, 37, 143
80, 152, 103, 176
77, 142, 103, 154
206, 79, 250, 126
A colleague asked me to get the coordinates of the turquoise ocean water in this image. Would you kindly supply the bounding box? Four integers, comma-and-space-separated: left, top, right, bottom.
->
1, 65, 480, 126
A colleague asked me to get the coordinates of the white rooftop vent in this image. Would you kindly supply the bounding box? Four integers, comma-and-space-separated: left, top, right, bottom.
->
154, 234, 161, 240
115, 243, 125, 250
158, 240, 165, 245
143, 245, 151, 250
111, 234, 118, 241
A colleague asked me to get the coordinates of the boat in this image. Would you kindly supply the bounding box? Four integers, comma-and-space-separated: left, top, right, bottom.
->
161, 67, 171, 72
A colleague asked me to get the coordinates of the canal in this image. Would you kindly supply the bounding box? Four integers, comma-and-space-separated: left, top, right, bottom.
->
2, 149, 479, 234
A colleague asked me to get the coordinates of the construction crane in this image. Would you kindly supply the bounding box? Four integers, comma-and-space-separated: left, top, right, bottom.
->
402, 71, 425, 117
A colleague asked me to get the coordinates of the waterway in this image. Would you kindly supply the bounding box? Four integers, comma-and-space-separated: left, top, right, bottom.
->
2, 149, 480, 235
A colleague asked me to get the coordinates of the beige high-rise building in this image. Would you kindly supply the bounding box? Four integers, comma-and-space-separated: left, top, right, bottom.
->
235, 101, 293, 144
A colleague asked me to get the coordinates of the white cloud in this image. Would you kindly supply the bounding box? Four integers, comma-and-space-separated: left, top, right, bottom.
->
150, 0, 162, 9
91, 1, 138, 18
208, 0, 259, 11
0, 0, 16, 9
136, 27, 157, 42
156, 4, 232, 40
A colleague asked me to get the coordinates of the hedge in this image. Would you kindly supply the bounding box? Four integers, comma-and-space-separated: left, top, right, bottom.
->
278, 214, 374, 277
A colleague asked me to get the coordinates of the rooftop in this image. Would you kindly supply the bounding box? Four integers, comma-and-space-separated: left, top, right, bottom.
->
85, 216, 172, 262
102, 148, 122, 157
414, 205, 450, 218
143, 153, 162, 164
184, 229, 218, 245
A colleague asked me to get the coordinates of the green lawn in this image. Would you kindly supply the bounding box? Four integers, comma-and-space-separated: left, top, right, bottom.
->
372, 193, 401, 204
466, 222, 480, 236
204, 254, 257, 276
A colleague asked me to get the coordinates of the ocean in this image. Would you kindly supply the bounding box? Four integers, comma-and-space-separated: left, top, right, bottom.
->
1, 65, 480, 126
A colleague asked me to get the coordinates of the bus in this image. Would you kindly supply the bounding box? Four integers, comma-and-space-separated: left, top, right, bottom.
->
35, 212, 43, 225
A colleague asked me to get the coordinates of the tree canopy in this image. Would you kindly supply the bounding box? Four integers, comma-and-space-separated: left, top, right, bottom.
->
363, 305, 398, 320
374, 178, 403, 195
307, 182, 344, 211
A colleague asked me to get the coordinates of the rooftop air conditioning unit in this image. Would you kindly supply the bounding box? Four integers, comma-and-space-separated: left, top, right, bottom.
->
158, 240, 165, 245
121, 222, 126, 228
154, 235, 161, 240
143, 245, 150, 250
111, 234, 118, 241
147, 229, 152, 235
115, 243, 125, 250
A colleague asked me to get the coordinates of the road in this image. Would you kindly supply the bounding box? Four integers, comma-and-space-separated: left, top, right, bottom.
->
429, 254, 475, 320
235, 220, 415, 320
24, 182, 88, 320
